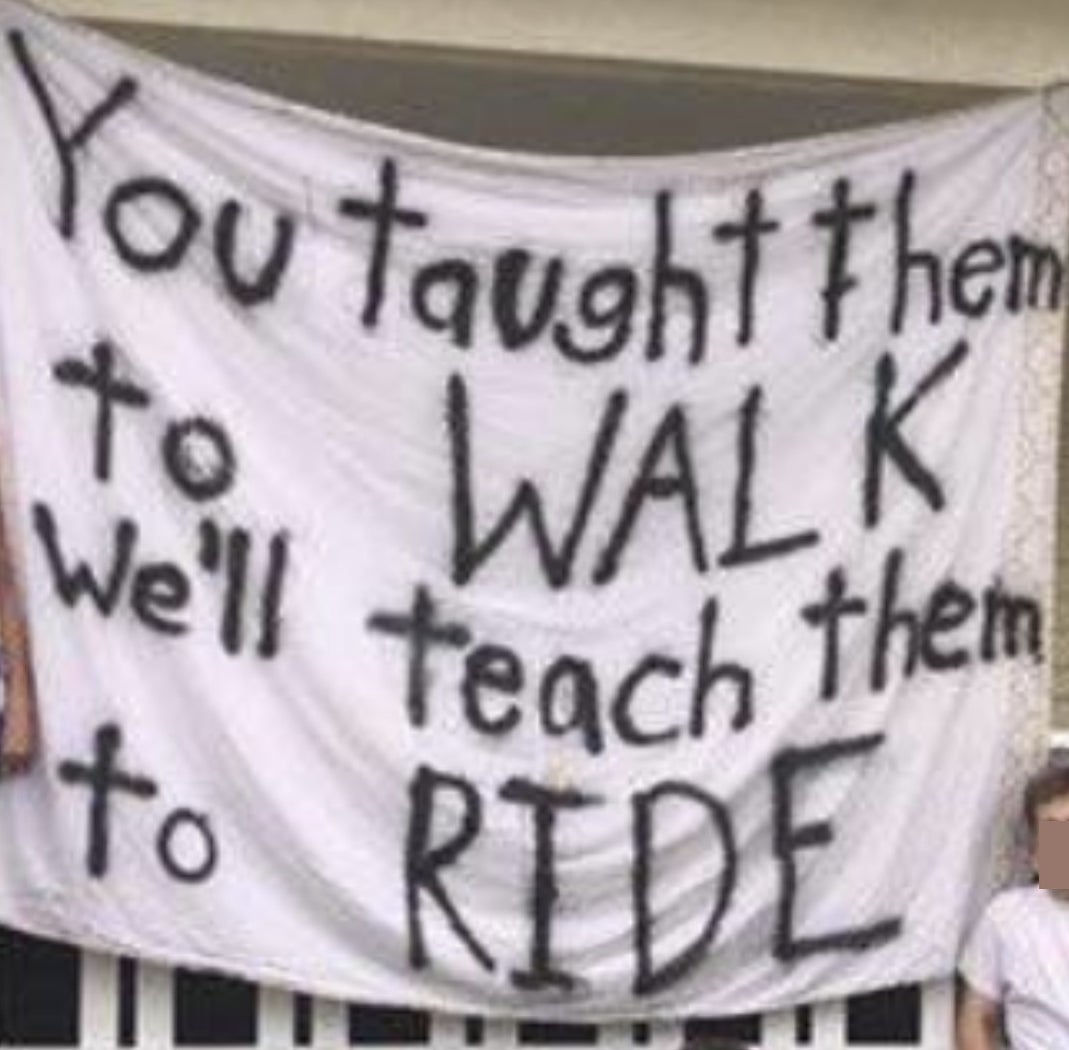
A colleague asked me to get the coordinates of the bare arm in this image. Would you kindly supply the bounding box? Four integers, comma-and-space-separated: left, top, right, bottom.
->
957, 985, 1002, 1050
0, 480, 36, 776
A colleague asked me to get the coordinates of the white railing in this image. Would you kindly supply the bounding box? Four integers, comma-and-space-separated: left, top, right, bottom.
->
0, 945, 954, 1049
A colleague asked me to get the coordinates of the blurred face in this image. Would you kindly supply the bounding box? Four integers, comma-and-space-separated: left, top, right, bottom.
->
1034, 793, 1069, 899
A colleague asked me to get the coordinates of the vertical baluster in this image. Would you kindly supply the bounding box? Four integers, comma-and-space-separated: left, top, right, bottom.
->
79, 951, 120, 1046
919, 979, 955, 1050
644, 1019, 684, 1049
809, 1000, 847, 1050
136, 961, 175, 1048
481, 1016, 518, 1048
597, 1021, 635, 1047
760, 1008, 799, 1049
258, 985, 295, 1048
428, 1011, 467, 1049
311, 996, 348, 1049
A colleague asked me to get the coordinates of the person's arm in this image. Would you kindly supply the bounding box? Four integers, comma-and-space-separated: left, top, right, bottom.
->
0, 479, 36, 776
956, 984, 1003, 1050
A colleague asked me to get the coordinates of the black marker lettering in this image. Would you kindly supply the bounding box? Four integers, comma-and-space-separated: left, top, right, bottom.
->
633, 781, 736, 994
553, 266, 637, 364
52, 340, 150, 483
58, 723, 158, 878
367, 584, 471, 728
338, 158, 429, 330
213, 201, 295, 307
611, 654, 683, 746
220, 527, 250, 656
864, 341, 969, 528
980, 579, 1043, 663
104, 176, 201, 273
891, 170, 941, 333
921, 580, 976, 671
501, 777, 599, 992
771, 734, 901, 961
161, 416, 236, 503
130, 562, 190, 635
801, 567, 868, 701
7, 29, 137, 239
719, 386, 820, 569
713, 187, 780, 347
492, 249, 562, 349
1006, 235, 1065, 312
871, 548, 918, 692
462, 643, 523, 736
33, 502, 135, 614
539, 656, 603, 756
811, 177, 877, 342
405, 765, 494, 973
156, 808, 218, 883
449, 373, 626, 589
594, 403, 707, 585
412, 258, 478, 348
257, 531, 290, 660
949, 239, 1004, 319
648, 192, 708, 364
689, 597, 753, 734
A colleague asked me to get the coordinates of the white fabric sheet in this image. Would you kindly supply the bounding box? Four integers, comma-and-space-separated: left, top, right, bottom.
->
0, 0, 1064, 1019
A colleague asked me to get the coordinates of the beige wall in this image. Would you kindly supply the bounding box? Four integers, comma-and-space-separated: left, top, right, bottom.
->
35, 0, 1069, 88
1055, 367, 1069, 729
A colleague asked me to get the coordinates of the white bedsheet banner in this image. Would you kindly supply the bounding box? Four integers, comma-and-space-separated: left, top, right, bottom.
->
0, 0, 1065, 1019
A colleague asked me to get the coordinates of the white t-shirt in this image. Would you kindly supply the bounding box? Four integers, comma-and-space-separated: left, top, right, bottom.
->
959, 885, 1069, 1050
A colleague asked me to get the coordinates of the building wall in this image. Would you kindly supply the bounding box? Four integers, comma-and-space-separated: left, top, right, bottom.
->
37, 0, 1069, 87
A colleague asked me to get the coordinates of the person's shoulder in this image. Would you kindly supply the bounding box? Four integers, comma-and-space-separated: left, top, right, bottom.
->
979, 884, 1044, 925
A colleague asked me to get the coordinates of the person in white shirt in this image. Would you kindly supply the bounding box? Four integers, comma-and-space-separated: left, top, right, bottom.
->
956, 761, 1069, 1050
